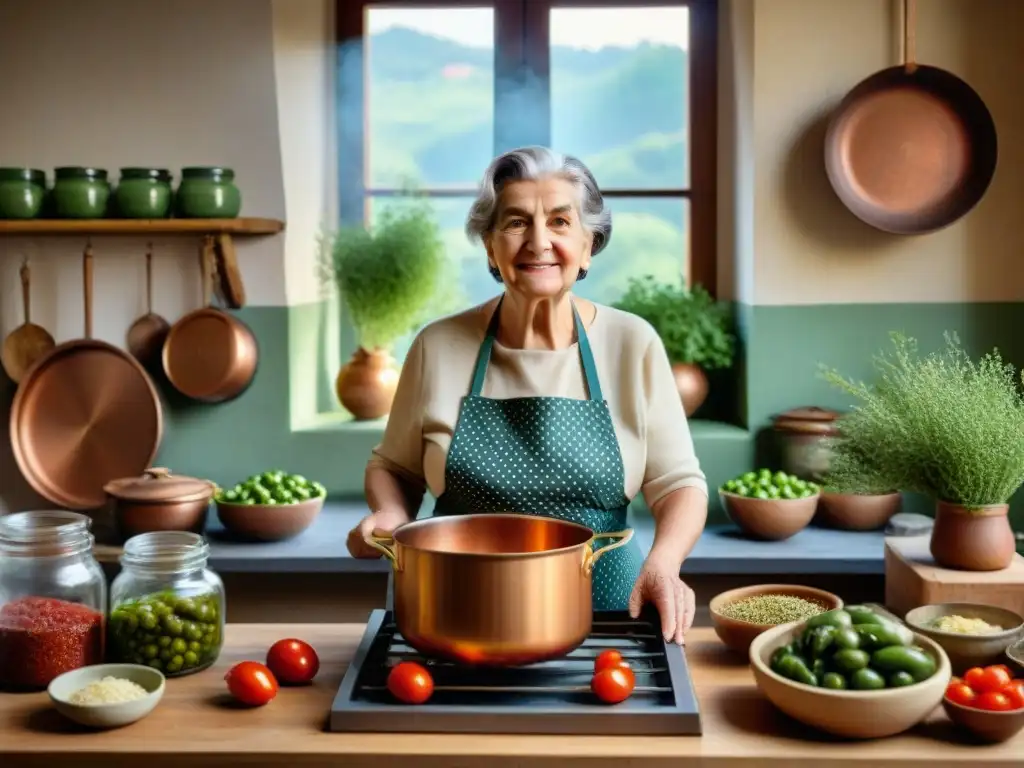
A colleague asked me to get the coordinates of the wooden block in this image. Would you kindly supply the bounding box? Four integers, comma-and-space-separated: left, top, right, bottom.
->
885, 535, 1024, 619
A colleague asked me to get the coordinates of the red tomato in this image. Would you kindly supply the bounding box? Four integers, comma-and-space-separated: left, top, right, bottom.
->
977, 666, 1013, 694
387, 662, 434, 705
962, 666, 986, 691
594, 649, 625, 674
990, 664, 1013, 679
975, 691, 1015, 712
225, 661, 279, 707
944, 681, 976, 707
1001, 679, 1024, 710
266, 638, 320, 685
591, 666, 636, 704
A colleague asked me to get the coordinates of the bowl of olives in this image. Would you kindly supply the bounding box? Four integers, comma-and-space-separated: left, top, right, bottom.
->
214, 470, 327, 542
719, 469, 820, 541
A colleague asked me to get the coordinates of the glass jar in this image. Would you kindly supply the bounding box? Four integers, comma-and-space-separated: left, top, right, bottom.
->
52, 166, 110, 219
114, 168, 173, 218
175, 166, 241, 218
108, 532, 225, 677
0, 511, 107, 691
0, 168, 46, 219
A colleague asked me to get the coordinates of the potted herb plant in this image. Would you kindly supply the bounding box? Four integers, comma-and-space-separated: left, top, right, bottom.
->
820, 332, 1024, 571
322, 201, 446, 420
612, 275, 736, 416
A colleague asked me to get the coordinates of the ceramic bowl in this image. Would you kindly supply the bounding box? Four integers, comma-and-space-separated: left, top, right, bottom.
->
943, 697, 1024, 743
719, 490, 819, 541
815, 491, 902, 531
709, 583, 843, 654
1007, 638, 1024, 672
749, 620, 951, 739
904, 602, 1024, 675
215, 495, 324, 541
48, 663, 165, 729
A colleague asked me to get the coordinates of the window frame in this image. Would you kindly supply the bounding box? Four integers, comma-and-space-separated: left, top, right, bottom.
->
335, 0, 719, 293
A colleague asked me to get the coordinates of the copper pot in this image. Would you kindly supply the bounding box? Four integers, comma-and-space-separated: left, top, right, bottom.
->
103, 467, 216, 542
366, 513, 634, 666
671, 362, 709, 417
335, 347, 400, 420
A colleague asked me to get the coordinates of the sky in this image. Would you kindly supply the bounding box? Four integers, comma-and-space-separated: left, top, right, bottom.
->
366, 7, 690, 51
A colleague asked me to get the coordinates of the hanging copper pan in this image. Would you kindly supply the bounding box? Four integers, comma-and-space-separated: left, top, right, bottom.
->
161, 236, 258, 403
824, 0, 997, 234
10, 244, 163, 510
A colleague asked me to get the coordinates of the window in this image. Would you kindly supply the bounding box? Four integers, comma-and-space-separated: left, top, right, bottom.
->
336, 0, 717, 358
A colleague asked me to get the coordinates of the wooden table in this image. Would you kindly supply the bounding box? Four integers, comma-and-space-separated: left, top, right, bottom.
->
2, 625, 1019, 767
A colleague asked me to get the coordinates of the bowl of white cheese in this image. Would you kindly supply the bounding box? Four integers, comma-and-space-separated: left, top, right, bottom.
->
47, 663, 165, 728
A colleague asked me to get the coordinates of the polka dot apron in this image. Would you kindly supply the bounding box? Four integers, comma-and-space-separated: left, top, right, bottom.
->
433, 297, 644, 611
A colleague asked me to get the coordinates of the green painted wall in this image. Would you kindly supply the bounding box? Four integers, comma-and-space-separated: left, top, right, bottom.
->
129, 301, 1024, 530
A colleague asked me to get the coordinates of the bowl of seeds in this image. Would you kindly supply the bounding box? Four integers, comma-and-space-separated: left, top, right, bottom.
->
709, 584, 843, 654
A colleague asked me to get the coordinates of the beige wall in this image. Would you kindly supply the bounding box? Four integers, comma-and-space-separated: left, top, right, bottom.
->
742, 0, 1024, 307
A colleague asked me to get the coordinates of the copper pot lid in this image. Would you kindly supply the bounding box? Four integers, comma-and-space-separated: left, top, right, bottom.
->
772, 406, 842, 436
103, 467, 215, 504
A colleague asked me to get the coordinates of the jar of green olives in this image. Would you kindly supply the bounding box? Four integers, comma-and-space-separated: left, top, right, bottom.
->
108, 532, 225, 677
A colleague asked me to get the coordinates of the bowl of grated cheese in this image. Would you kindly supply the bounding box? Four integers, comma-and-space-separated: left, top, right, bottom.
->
904, 603, 1024, 676
48, 663, 165, 728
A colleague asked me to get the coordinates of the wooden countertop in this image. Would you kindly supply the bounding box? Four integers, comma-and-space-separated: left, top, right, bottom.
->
3, 625, 1019, 767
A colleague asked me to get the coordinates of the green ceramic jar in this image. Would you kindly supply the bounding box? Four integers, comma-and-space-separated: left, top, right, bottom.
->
0, 168, 47, 219
115, 168, 173, 218
52, 167, 110, 219
175, 167, 241, 218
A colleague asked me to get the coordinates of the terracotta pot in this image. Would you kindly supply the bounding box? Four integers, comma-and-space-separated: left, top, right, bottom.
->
816, 491, 902, 531
930, 501, 1016, 572
671, 362, 708, 416
335, 347, 400, 420
771, 406, 841, 481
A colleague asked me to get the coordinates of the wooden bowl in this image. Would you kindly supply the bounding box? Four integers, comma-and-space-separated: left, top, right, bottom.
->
215, 496, 323, 542
816, 491, 902, 531
709, 583, 843, 654
749, 620, 951, 739
943, 697, 1024, 743
904, 602, 1024, 675
719, 490, 820, 541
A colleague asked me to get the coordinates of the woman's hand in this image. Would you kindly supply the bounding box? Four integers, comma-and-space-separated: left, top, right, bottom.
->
345, 507, 411, 558
627, 553, 695, 645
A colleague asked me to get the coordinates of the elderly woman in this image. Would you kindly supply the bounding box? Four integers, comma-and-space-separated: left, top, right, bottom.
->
347, 146, 708, 644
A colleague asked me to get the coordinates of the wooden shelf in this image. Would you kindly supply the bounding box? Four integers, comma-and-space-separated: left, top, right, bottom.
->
0, 217, 285, 236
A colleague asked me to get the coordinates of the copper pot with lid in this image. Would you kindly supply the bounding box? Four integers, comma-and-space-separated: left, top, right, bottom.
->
104, 467, 216, 541
771, 407, 842, 481
365, 513, 634, 667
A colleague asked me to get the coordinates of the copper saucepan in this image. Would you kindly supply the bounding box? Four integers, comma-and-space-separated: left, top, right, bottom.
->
824, 0, 997, 234
365, 513, 634, 666
162, 236, 258, 402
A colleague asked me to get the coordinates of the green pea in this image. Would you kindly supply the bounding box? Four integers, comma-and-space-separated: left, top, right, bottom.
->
822, 672, 847, 690
140, 612, 158, 630
184, 651, 199, 667
832, 648, 870, 673
850, 668, 886, 690
888, 671, 916, 688
833, 627, 860, 651
143, 644, 159, 659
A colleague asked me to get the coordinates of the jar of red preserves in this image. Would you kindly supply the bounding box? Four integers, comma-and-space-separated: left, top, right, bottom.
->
0, 511, 107, 691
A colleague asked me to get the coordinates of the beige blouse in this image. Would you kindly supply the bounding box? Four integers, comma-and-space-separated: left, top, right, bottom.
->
368, 301, 708, 509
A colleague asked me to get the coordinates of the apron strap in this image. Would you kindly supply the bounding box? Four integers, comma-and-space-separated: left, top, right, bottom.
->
469, 295, 603, 401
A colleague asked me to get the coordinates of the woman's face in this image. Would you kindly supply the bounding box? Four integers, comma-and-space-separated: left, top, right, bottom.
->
485, 176, 592, 299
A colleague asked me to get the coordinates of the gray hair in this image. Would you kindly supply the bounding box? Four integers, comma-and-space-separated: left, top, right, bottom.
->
465, 146, 612, 255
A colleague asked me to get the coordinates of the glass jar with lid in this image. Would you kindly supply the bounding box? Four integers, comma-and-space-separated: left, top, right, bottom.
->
0, 511, 107, 691
108, 532, 225, 677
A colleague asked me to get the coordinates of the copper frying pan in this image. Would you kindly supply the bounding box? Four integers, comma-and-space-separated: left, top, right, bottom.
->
10, 244, 164, 510
161, 236, 258, 403
824, 0, 997, 234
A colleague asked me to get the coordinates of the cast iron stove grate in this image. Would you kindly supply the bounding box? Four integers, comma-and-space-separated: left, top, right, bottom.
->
328, 609, 702, 735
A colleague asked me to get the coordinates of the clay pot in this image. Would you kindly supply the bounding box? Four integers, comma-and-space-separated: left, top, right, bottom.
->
103, 467, 216, 542
335, 347, 400, 420
771, 406, 841, 481
930, 501, 1016, 572
671, 362, 708, 417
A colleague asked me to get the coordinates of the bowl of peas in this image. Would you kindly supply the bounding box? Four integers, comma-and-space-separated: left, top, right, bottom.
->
214, 469, 327, 542
719, 468, 820, 541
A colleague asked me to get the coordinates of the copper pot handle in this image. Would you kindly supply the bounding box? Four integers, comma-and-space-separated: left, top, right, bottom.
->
144, 467, 171, 480
366, 528, 402, 571
583, 529, 634, 576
